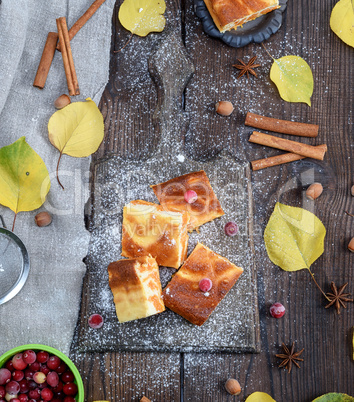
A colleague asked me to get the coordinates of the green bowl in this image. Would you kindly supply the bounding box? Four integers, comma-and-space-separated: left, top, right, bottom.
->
0, 344, 84, 402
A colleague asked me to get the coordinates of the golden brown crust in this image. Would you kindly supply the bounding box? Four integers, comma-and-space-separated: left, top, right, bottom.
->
162, 243, 243, 326
203, 0, 280, 32
151, 170, 224, 230
121, 200, 189, 269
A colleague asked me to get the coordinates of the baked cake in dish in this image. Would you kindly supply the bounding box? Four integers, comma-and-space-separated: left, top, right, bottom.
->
151, 170, 224, 231
162, 243, 244, 326
203, 0, 280, 33
121, 200, 189, 269
108, 256, 165, 323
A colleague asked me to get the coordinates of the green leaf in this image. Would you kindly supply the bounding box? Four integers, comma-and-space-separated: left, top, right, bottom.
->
118, 0, 166, 37
0, 137, 50, 229
270, 56, 314, 106
330, 0, 354, 48
264, 202, 326, 272
245, 392, 276, 402
312, 393, 354, 401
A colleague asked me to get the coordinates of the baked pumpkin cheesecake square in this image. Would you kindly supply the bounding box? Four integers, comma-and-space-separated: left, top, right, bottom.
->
204, 0, 280, 33
151, 170, 224, 230
108, 256, 165, 323
121, 200, 190, 269
162, 243, 244, 326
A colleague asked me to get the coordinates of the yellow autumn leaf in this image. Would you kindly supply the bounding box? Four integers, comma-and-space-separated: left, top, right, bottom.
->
48, 98, 104, 188
0, 137, 50, 230
118, 0, 166, 37
330, 0, 354, 48
245, 392, 276, 402
270, 56, 314, 106
264, 202, 326, 272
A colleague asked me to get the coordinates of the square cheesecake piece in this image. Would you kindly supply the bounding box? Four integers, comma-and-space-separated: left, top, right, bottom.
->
108, 256, 165, 323
151, 170, 224, 230
162, 243, 244, 326
204, 0, 280, 33
122, 200, 189, 269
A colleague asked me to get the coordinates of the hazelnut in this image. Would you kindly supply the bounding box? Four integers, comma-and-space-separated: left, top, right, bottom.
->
215, 101, 234, 116
306, 182, 323, 200
348, 238, 354, 253
35, 211, 52, 227
225, 378, 241, 396
351, 185, 354, 196
54, 94, 71, 109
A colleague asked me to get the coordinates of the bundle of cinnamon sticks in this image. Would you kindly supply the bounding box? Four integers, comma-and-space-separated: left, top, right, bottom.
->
33, 0, 106, 94
245, 112, 327, 171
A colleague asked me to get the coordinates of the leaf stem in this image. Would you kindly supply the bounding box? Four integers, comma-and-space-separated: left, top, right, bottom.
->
114, 33, 134, 53
261, 42, 274, 61
308, 269, 331, 301
345, 211, 354, 217
56, 152, 64, 190
12, 213, 17, 232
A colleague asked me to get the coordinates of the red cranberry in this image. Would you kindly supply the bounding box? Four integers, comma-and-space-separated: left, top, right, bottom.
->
5, 380, 20, 394
28, 381, 37, 390
54, 363, 66, 375
18, 395, 28, 402
12, 371, 24, 382
5, 361, 14, 373
270, 302, 286, 318
46, 372, 59, 388
18, 379, 30, 393
33, 372, 46, 385
224, 221, 239, 236
36, 352, 48, 365
10, 399, 20, 402
184, 190, 198, 204
39, 366, 49, 376
29, 363, 40, 373
62, 383, 77, 396
24, 368, 34, 381
51, 381, 63, 393
0, 386, 5, 398
40, 389, 53, 402
12, 354, 27, 371
47, 357, 60, 371
63, 398, 76, 402
22, 351, 36, 366
28, 389, 41, 401
60, 372, 74, 384
199, 278, 212, 292
0, 368, 11, 385
88, 314, 104, 329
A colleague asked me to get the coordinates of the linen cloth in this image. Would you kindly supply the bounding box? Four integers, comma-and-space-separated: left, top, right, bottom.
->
0, 0, 115, 356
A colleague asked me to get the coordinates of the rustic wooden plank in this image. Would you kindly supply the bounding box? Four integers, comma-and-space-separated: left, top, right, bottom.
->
183, 0, 354, 400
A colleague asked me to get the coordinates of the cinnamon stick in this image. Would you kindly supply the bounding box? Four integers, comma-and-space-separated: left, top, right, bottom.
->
33, 32, 59, 89
251, 145, 328, 171
245, 112, 319, 138
57, 0, 107, 50
56, 18, 80, 96
249, 132, 327, 161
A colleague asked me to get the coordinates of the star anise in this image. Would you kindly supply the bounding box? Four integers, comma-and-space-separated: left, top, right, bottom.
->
232, 55, 261, 79
325, 282, 353, 314
276, 342, 304, 373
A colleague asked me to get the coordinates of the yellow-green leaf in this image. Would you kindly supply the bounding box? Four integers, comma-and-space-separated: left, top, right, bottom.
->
312, 393, 354, 402
270, 56, 314, 106
0, 137, 50, 229
264, 202, 326, 272
118, 0, 166, 37
245, 392, 276, 402
48, 98, 104, 188
330, 0, 354, 48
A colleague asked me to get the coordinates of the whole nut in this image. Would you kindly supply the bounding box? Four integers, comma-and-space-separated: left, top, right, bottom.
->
351, 185, 354, 196
225, 378, 241, 396
306, 182, 323, 200
215, 101, 234, 116
54, 94, 71, 109
35, 211, 52, 227
348, 238, 354, 253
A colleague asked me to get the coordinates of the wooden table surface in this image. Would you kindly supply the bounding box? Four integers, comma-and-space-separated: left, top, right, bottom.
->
71, 0, 354, 401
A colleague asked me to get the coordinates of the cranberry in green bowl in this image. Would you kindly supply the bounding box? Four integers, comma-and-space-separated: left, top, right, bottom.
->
0, 344, 84, 402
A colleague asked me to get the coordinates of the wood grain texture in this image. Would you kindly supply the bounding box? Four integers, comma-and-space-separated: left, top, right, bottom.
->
71, 0, 353, 400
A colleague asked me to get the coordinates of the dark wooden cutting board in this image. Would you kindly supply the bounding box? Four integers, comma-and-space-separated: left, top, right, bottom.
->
75, 29, 260, 353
